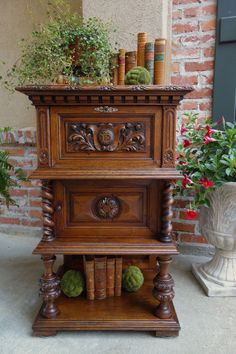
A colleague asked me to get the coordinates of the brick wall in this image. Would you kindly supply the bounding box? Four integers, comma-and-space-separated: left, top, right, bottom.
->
171, 0, 216, 247
0, 129, 42, 236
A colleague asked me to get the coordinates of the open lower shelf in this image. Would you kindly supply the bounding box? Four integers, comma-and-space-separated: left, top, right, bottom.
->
33, 270, 180, 337
33, 237, 179, 255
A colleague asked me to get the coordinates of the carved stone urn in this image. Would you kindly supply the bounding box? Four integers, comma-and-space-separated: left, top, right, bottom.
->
192, 182, 236, 296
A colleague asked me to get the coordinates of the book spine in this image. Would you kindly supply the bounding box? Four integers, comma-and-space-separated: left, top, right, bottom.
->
154, 38, 167, 85
106, 257, 115, 297
115, 256, 123, 297
118, 49, 126, 85
125, 51, 137, 73
83, 256, 95, 300
111, 53, 118, 86
145, 42, 154, 84
94, 256, 107, 300
137, 32, 147, 67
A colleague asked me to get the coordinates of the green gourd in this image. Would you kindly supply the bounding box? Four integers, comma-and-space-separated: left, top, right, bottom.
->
125, 66, 151, 85
122, 265, 144, 292
60, 270, 85, 297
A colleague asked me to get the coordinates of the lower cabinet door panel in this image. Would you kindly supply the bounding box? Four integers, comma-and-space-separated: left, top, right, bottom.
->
54, 180, 162, 238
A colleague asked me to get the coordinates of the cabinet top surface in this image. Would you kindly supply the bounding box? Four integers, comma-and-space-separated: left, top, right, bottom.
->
16, 84, 192, 95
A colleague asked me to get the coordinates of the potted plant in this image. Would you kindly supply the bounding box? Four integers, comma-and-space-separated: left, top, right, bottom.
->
0, 0, 115, 89
175, 113, 236, 296
0, 128, 26, 207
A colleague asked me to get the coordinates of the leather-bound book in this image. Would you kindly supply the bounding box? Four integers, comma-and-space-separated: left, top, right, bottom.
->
118, 49, 126, 85
154, 38, 167, 84
125, 51, 137, 73
94, 256, 107, 300
106, 257, 115, 297
137, 32, 147, 67
145, 42, 154, 84
83, 256, 95, 300
115, 256, 123, 297
111, 53, 118, 85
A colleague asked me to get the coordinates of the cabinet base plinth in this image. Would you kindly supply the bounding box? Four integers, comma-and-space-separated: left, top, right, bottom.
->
32, 271, 180, 337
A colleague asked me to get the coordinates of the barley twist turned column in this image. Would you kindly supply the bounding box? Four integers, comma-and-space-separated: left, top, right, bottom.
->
42, 180, 55, 241
40, 255, 60, 318
153, 255, 174, 319
158, 181, 174, 243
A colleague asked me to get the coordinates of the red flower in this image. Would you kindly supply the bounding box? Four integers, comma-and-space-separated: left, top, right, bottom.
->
216, 116, 225, 126
205, 125, 218, 136
180, 124, 188, 135
199, 177, 214, 189
203, 135, 216, 144
183, 209, 198, 220
183, 139, 191, 147
182, 174, 193, 188
178, 160, 186, 165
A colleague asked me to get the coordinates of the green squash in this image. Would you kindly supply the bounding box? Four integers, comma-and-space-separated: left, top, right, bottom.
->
122, 265, 144, 292
125, 66, 151, 85
60, 270, 85, 297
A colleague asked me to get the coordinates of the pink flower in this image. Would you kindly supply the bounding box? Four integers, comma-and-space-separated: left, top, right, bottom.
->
182, 175, 193, 188
199, 177, 214, 189
183, 139, 191, 147
178, 160, 186, 165
180, 124, 188, 135
205, 125, 218, 136
183, 209, 198, 220
203, 135, 216, 144
216, 116, 225, 126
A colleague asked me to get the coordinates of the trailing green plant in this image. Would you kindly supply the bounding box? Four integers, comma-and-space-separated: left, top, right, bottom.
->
0, 0, 115, 89
175, 114, 236, 219
0, 128, 26, 207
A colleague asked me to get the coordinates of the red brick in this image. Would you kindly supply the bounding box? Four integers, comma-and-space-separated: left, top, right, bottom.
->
21, 219, 42, 227
28, 189, 42, 198
7, 148, 25, 156
201, 19, 216, 32
172, 48, 200, 59
10, 189, 28, 197
172, 62, 180, 73
0, 217, 21, 225
172, 10, 182, 20
183, 7, 198, 18
185, 60, 214, 72
29, 209, 42, 219
181, 34, 215, 47
180, 234, 207, 243
173, 23, 198, 34
202, 4, 217, 16
172, 75, 198, 85
186, 88, 213, 99
199, 101, 212, 111
173, 222, 196, 233
203, 47, 215, 58
179, 101, 198, 110
173, 0, 200, 4
29, 200, 42, 208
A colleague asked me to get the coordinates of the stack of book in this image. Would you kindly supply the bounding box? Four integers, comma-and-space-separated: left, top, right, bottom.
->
83, 256, 123, 300
112, 32, 167, 85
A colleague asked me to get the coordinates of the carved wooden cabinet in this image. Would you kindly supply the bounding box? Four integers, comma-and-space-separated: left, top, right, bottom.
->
17, 85, 191, 337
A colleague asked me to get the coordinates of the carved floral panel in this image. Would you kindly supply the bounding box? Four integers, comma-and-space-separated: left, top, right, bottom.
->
66, 122, 146, 152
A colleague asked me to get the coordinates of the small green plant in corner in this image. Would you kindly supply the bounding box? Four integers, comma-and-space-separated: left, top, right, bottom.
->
175, 114, 236, 219
0, 128, 26, 207
0, 0, 116, 90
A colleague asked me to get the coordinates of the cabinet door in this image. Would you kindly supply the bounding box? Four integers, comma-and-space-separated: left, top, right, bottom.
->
50, 106, 162, 170
54, 179, 161, 238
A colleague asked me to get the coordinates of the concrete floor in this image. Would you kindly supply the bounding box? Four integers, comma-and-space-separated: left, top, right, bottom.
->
0, 233, 236, 354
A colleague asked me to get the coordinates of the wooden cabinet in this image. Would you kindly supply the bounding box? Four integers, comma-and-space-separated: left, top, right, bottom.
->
17, 85, 191, 337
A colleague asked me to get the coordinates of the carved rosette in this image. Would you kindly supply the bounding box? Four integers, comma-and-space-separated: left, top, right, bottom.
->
162, 149, 175, 168
95, 196, 120, 219
153, 256, 174, 319
39, 149, 49, 165
67, 122, 145, 152
40, 255, 60, 319
158, 182, 174, 243
42, 180, 55, 242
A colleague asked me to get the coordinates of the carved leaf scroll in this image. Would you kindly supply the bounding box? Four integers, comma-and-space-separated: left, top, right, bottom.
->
67, 122, 145, 152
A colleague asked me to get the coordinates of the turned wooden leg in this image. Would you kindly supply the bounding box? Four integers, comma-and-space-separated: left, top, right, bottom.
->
40, 255, 60, 319
42, 180, 55, 242
158, 181, 174, 243
153, 255, 174, 319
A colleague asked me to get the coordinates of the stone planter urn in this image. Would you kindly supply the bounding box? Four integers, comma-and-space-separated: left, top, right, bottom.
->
192, 182, 236, 296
